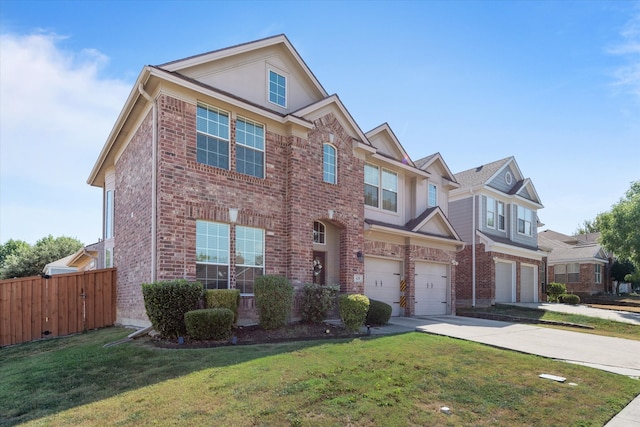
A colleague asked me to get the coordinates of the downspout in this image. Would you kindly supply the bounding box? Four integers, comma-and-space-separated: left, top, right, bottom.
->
471, 189, 476, 307
138, 83, 158, 283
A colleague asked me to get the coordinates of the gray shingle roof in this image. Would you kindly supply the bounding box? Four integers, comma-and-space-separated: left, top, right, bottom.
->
453, 156, 512, 187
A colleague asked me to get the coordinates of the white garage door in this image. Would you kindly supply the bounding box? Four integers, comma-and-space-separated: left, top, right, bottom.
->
495, 261, 514, 303
415, 262, 448, 316
364, 257, 401, 316
520, 265, 537, 303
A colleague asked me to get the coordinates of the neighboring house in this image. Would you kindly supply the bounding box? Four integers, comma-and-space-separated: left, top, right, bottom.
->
538, 230, 611, 296
43, 245, 100, 276
87, 34, 464, 327
448, 156, 545, 307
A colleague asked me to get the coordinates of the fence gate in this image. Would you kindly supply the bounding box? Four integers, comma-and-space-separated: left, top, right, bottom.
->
0, 268, 116, 347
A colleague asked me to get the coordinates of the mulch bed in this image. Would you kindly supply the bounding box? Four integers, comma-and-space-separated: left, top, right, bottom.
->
150, 321, 367, 349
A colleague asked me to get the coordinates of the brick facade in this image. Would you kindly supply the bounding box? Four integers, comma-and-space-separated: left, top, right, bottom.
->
547, 263, 607, 297
113, 94, 365, 325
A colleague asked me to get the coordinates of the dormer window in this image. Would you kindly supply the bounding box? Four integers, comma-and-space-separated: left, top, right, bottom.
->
428, 183, 437, 207
268, 70, 286, 107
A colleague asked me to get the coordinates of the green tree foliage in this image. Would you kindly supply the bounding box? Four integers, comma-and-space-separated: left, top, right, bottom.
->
575, 219, 599, 235
0, 239, 29, 267
0, 235, 83, 279
611, 259, 635, 283
597, 181, 640, 270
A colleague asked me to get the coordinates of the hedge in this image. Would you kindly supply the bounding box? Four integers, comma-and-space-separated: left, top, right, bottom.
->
300, 283, 339, 324
205, 289, 241, 325
142, 279, 203, 338
338, 293, 370, 332
184, 308, 234, 340
254, 275, 294, 329
366, 299, 392, 325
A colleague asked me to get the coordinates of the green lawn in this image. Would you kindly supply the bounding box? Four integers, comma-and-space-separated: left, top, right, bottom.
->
2, 327, 639, 426
460, 305, 640, 341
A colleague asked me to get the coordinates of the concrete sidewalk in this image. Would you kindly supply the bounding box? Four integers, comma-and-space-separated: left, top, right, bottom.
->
370, 314, 640, 426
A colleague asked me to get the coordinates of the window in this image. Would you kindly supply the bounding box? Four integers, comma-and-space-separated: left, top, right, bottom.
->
381, 169, 398, 212
323, 144, 336, 184
235, 226, 264, 294
568, 263, 580, 283
517, 205, 533, 235
105, 247, 113, 268
497, 201, 505, 231
236, 117, 265, 178
105, 190, 114, 239
268, 70, 286, 107
364, 163, 379, 208
428, 183, 437, 207
486, 197, 495, 228
313, 221, 325, 244
196, 221, 230, 289
595, 264, 602, 283
196, 104, 229, 169
364, 164, 398, 212
554, 264, 566, 284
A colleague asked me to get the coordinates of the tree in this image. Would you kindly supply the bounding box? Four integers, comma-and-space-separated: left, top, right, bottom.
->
575, 219, 599, 235
597, 181, 640, 269
610, 259, 636, 295
0, 235, 83, 279
0, 239, 29, 267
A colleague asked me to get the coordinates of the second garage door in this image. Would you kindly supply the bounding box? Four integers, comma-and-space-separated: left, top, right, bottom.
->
364, 257, 401, 316
495, 261, 515, 303
414, 262, 449, 316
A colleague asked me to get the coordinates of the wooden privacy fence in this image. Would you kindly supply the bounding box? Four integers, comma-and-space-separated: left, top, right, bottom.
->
0, 268, 116, 347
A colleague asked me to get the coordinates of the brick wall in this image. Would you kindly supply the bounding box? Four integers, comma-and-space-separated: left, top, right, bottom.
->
113, 94, 365, 324
548, 263, 605, 297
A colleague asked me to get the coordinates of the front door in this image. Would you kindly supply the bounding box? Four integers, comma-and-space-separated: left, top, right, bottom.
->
313, 251, 326, 285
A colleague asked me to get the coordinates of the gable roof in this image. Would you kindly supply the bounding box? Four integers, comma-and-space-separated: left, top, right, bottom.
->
365, 123, 415, 167
414, 152, 459, 188
454, 156, 513, 188
538, 230, 609, 264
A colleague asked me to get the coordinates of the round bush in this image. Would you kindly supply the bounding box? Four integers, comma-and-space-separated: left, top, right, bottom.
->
254, 275, 294, 329
546, 282, 567, 303
205, 289, 241, 325
559, 293, 581, 305
142, 280, 203, 338
185, 308, 234, 340
338, 293, 370, 332
366, 299, 392, 325
300, 283, 339, 324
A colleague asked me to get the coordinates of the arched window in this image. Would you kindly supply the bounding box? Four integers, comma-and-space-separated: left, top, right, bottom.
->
313, 221, 326, 244
323, 144, 336, 184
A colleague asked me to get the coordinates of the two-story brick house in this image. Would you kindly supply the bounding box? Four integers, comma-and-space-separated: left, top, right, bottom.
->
448, 156, 545, 307
88, 35, 464, 327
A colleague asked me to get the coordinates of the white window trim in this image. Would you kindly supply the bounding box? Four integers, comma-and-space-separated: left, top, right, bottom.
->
497, 201, 505, 231
196, 102, 231, 171
517, 205, 533, 236
486, 196, 495, 229
267, 67, 288, 108
235, 115, 266, 179
313, 221, 326, 245
428, 183, 438, 207
235, 225, 265, 295
322, 143, 337, 184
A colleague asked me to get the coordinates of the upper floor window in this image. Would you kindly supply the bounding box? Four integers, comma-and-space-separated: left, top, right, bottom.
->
313, 221, 326, 244
497, 201, 505, 231
268, 70, 286, 107
197, 104, 229, 169
486, 196, 495, 228
428, 183, 437, 207
105, 190, 114, 239
196, 220, 230, 290
105, 247, 113, 268
364, 163, 398, 212
236, 117, 265, 178
595, 264, 602, 283
235, 226, 264, 294
517, 205, 533, 236
323, 144, 337, 184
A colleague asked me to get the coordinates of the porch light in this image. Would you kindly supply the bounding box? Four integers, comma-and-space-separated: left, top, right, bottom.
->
356, 251, 364, 263
328, 209, 334, 219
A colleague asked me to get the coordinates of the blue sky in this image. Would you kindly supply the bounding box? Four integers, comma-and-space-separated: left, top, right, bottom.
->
1, 0, 639, 245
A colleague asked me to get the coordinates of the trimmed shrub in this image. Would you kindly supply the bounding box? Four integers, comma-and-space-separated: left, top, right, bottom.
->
338, 293, 370, 332
254, 275, 294, 329
184, 308, 234, 340
142, 280, 203, 338
205, 289, 241, 325
300, 283, 340, 324
366, 299, 392, 326
547, 282, 567, 302
560, 293, 581, 305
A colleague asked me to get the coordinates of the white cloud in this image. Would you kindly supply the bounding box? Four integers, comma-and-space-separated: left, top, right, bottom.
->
0, 32, 131, 245
608, 11, 640, 98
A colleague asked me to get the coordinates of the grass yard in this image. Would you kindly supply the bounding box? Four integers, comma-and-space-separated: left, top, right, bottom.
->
2, 327, 639, 426
460, 305, 640, 341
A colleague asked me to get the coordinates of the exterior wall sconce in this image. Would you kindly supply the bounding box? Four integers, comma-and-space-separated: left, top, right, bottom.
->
356, 251, 364, 263
493, 256, 499, 263
328, 209, 334, 220
229, 207, 239, 223
451, 260, 459, 266
329, 133, 334, 143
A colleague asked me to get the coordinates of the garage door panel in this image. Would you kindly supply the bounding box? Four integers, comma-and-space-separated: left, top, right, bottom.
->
520, 265, 536, 303
364, 258, 401, 316
496, 262, 513, 303
415, 262, 448, 316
